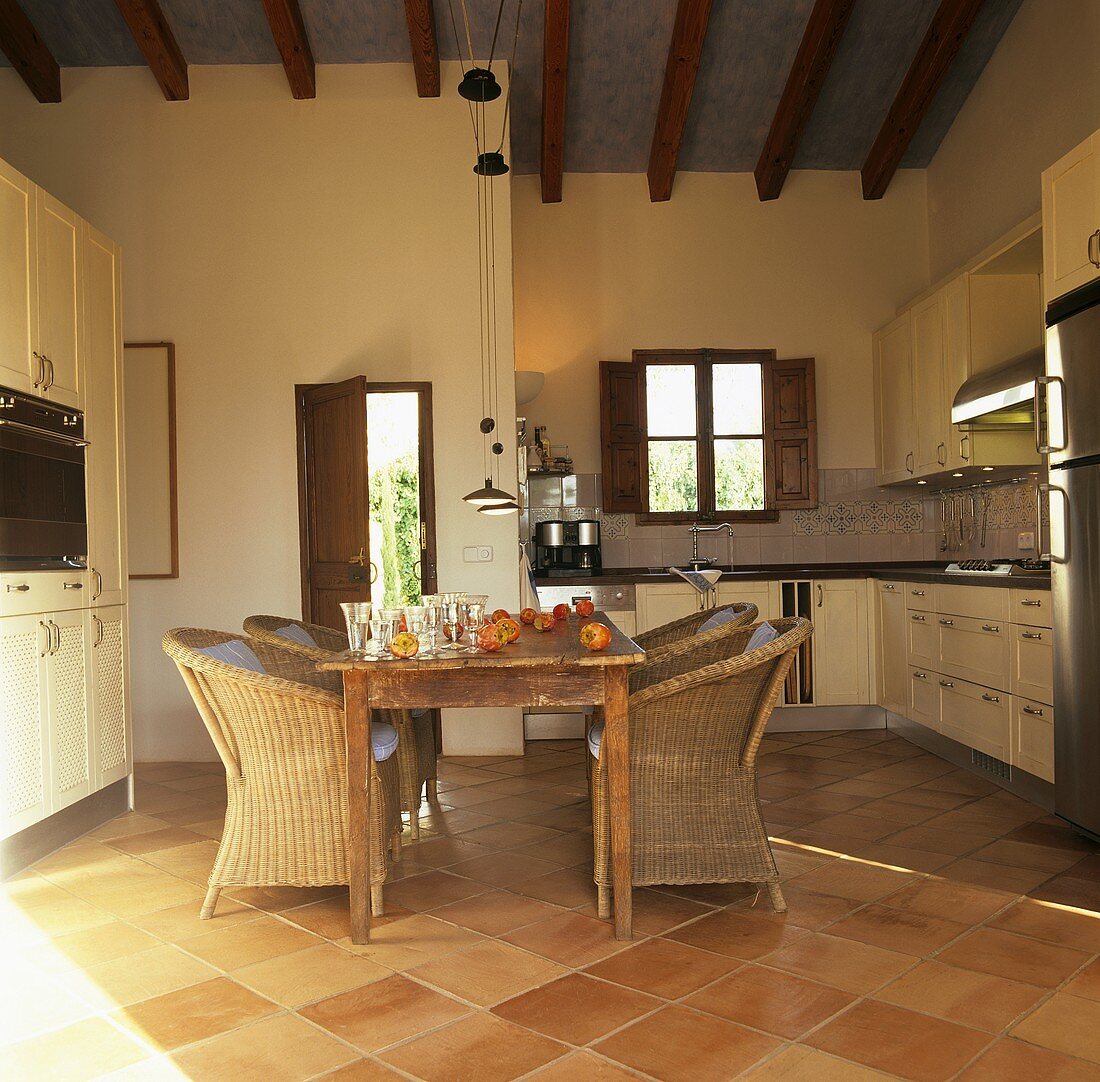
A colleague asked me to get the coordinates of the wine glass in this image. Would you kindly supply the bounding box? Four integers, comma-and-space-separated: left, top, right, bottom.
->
463, 601, 487, 652
441, 600, 465, 650
420, 601, 442, 655
340, 602, 373, 657
404, 606, 427, 647
369, 615, 396, 659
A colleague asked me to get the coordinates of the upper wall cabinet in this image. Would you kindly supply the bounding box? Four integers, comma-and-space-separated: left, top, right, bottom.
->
0, 160, 83, 407
1042, 131, 1100, 305
873, 312, 915, 482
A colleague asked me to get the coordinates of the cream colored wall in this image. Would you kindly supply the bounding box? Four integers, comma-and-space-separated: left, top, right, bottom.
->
512, 171, 929, 473
0, 64, 522, 760
927, 0, 1100, 282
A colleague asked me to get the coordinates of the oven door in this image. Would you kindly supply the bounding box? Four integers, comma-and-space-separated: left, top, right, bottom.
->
0, 420, 88, 567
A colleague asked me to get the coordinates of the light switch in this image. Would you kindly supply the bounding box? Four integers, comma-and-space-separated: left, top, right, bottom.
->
1017, 531, 1035, 550
477, 546, 493, 562
462, 546, 495, 563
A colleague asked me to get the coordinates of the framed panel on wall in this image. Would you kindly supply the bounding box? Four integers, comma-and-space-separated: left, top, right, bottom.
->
123, 341, 179, 579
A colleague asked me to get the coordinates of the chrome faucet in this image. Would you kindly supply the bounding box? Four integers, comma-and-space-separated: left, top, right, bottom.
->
688, 522, 734, 570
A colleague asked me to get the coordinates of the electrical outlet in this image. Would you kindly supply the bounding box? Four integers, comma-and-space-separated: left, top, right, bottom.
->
462, 545, 494, 563
1017, 531, 1035, 550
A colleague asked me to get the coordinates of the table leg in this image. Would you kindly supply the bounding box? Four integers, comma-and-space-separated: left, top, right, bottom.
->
603, 666, 632, 940
344, 669, 372, 944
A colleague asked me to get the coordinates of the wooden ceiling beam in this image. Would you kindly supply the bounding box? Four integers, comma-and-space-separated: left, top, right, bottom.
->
754, 0, 855, 201
403, 0, 440, 97
113, 0, 188, 101
647, 0, 714, 202
0, 0, 61, 102
861, 0, 987, 199
540, 0, 570, 203
261, 0, 315, 99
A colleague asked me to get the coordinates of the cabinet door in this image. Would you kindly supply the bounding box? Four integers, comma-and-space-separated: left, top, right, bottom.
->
939, 676, 1009, 760
46, 608, 92, 812
635, 585, 701, 634
876, 582, 906, 714
943, 275, 971, 470
912, 294, 947, 475
36, 188, 82, 408
83, 224, 127, 606
813, 579, 869, 706
0, 159, 39, 394
90, 605, 131, 787
1042, 133, 1100, 304
907, 610, 936, 669
607, 610, 637, 639
716, 580, 780, 621
0, 614, 51, 839
1011, 624, 1053, 706
874, 312, 915, 482
1012, 698, 1054, 782
909, 667, 939, 731
936, 614, 1010, 690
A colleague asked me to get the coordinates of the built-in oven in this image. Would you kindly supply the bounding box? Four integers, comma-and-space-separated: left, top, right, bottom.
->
0, 387, 88, 570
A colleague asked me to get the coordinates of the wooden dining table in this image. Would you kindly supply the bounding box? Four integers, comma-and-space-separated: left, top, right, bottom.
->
319, 612, 644, 944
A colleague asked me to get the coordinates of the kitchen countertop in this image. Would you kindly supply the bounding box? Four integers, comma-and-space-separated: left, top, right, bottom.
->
534, 562, 1051, 590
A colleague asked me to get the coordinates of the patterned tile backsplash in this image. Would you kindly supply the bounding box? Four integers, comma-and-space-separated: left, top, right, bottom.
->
519, 469, 1041, 567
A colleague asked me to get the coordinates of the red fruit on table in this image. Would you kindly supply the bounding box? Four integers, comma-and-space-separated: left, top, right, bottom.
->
553, 603, 570, 620
476, 623, 504, 652
579, 622, 612, 651
491, 608, 510, 623
533, 612, 556, 632
519, 607, 537, 624
575, 598, 595, 618
497, 617, 521, 643
390, 631, 420, 658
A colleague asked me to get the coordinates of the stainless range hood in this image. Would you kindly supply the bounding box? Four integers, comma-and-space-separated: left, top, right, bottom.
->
951, 347, 1044, 428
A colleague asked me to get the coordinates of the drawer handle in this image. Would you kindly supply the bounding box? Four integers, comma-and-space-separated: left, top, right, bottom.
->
6, 583, 30, 592
939, 679, 955, 688
1021, 631, 1044, 640
913, 671, 928, 679
981, 624, 1001, 633
940, 618, 954, 626
1020, 599, 1042, 607
911, 590, 925, 596
62, 581, 83, 590
1023, 705, 1045, 717
982, 693, 1001, 703
911, 614, 926, 622
883, 584, 896, 591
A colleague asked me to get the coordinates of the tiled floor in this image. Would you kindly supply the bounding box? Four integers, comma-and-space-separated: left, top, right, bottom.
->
6, 730, 1100, 1080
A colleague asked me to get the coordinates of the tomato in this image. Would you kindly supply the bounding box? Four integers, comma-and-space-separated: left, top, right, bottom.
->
390, 631, 420, 658
519, 607, 538, 625
491, 608, 511, 623
476, 623, 503, 652
575, 598, 595, 618
553, 603, 570, 620
497, 617, 521, 643
579, 622, 612, 651
533, 612, 556, 632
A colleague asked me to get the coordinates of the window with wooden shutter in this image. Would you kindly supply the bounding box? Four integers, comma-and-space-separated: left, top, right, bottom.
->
599, 361, 644, 512
764, 356, 818, 509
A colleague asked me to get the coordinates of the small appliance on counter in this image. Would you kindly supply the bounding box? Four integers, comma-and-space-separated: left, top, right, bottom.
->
533, 519, 601, 577
943, 558, 1051, 575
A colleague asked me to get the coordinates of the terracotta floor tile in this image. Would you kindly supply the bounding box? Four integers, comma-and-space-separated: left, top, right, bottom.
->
686, 963, 854, 1039
493, 972, 660, 1044
750, 885, 863, 930
113, 976, 279, 1051
301, 973, 470, 1052
989, 898, 1100, 952
409, 939, 569, 1005
402, 836, 496, 867
170, 1012, 359, 1080
876, 959, 1045, 1032
503, 911, 625, 967
882, 876, 1013, 924
583, 937, 738, 999
513, 831, 595, 868
73, 943, 221, 1010
957, 1037, 1100, 1080
940, 857, 1055, 894
128, 897, 258, 942
825, 902, 970, 956
446, 850, 562, 889
764, 931, 915, 994
665, 907, 809, 960
811, 812, 903, 842
972, 839, 1083, 874
1029, 874, 1100, 911
650, 880, 760, 906
1011, 992, 1100, 1062
381, 1013, 567, 1082
180, 913, 321, 970
805, 999, 990, 1081
2, 967, 98, 1044
788, 860, 920, 902
1065, 958, 1100, 1002
516, 865, 598, 907
937, 927, 1091, 988
877, 825, 991, 857
381, 869, 491, 912
334, 912, 484, 971
595, 1004, 781, 1082
320, 1058, 407, 1080
228, 883, 346, 912
0, 1016, 148, 1080
526, 1051, 647, 1080
460, 822, 565, 850
24, 919, 160, 972
746, 1044, 896, 1080
1006, 821, 1100, 855
430, 890, 565, 936
233, 942, 390, 1007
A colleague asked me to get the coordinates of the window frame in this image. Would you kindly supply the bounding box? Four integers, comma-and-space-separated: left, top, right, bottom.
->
634, 348, 780, 525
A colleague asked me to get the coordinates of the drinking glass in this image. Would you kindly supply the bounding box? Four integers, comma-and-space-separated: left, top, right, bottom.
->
463, 601, 487, 651
420, 602, 442, 655
404, 606, 427, 643
381, 607, 405, 635
369, 616, 397, 659
441, 601, 465, 649
340, 602, 373, 656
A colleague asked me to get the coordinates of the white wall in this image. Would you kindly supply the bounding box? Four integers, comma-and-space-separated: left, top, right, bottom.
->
927, 0, 1100, 281
0, 64, 522, 759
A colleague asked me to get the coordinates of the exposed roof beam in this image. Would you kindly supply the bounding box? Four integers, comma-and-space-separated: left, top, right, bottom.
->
403, 0, 440, 97
0, 0, 60, 102
113, 0, 188, 101
754, 0, 856, 201
261, 0, 315, 99
540, 0, 570, 203
647, 0, 714, 202
861, 0, 986, 199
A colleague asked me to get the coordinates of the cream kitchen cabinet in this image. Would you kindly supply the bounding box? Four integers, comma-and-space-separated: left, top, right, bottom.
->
634, 583, 703, 634
812, 579, 871, 706
90, 605, 132, 789
1012, 698, 1054, 783
716, 580, 780, 621
1011, 623, 1053, 706
1042, 131, 1100, 304
912, 294, 949, 475
0, 158, 38, 395
876, 581, 907, 714
873, 311, 915, 483
938, 674, 1010, 762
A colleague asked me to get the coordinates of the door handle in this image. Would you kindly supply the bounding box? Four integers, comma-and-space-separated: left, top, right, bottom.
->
911, 589, 925, 596
937, 442, 946, 466
369, 561, 378, 585
911, 614, 926, 622
92, 614, 104, 647
1040, 482, 1069, 563
913, 671, 928, 679
816, 584, 823, 608
882, 584, 896, 591
46, 620, 60, 654
1089, 228, 1100, 268
1021, 631, 1043, 640
1020, 598, 1042, 607
44, 357, 55, 390
959, 434, 970, 462
905, 452, 914, 474
32, 351, 44, 388
92, 569, 103, 600
39, 621, 51, 657
1035, 375, 1067, 454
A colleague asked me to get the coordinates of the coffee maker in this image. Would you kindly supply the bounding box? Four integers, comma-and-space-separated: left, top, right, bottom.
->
534, 519, 602, 577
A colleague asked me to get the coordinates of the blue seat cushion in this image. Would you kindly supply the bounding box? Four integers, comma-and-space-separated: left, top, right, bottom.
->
373, 721, 399, 762
587, 720, 604, 759
698, 607, 743, 633
195, 639, 266, 674
745, 621, 779, 652
276, 623, 319, 648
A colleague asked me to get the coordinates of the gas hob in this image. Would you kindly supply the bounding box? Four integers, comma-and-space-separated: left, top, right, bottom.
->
944, 559, 1051, 575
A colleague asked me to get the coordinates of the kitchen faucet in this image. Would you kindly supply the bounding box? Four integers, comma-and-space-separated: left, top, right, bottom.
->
688, 522, 734, 570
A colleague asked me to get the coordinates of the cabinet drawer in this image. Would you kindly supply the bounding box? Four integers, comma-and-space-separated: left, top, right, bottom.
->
937, 613, 1010, 689
938, 676, 1010, 760
908, 667, 939, 731
1012, 697, 1054, 783
0, 571, 89, 618
907, 610, 936, 669
1011, 588, 1053, 629
904, 583, 933, 611
934, 583, 1009, 622
1011, 625, 1053, 705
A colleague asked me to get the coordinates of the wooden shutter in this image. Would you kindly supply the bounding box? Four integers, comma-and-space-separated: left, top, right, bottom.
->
599, 361, 645, 513
764, 357, 818, 509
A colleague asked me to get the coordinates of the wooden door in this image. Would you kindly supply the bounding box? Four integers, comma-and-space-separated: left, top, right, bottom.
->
36, 189, 81, 408
0, 159, 38, 395
874, 312, 915, 483
912, 294, 946, 475
1042, 133, 1100, 304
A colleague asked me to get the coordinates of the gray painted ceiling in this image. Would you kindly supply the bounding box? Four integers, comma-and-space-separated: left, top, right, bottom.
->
6, 0, 1024, 176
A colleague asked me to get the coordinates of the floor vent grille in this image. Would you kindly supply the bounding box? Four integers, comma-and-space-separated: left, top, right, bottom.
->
971, 749, 1011, 779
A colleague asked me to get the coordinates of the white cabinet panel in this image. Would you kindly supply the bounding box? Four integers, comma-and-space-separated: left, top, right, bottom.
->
0, 159, 38, 394
908, 667, 939, 732
635, 584, 700, 634
1011, 624, 1053, 706
1042, 132, 1100, 303
1011, 588, 1052, 629
912, 294, 947, 475
813, 579, 870, 706
938, 676, 1010, 761
936, 613, 1010, 690
605, 610, 637, 640
874, 312, 915, 483
35, 189, 82, 408
876, 581, 906, 714
1012, 698, 1054, 782
907, 610, 936, 670
717, 580, 780, 621
47, 610, 92, 812
91, 605, 131, 787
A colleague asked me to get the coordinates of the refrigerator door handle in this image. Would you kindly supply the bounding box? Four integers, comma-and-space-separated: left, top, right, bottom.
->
1035, 375, 1067, 455
1040, 482, 1069, 564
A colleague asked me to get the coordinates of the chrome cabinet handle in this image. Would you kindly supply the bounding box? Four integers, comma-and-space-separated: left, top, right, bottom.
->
92, 569, 103, 600
939, 618, 954, 626
1089, 228, 1100, 268
905, 452, 914, 474
1023, 705, 1045, 717
1020, 598, 1042, 607
937, 442, 946, 466
981, 624, 1001, 633
911, 614, 926, 622
45, 620, 60, 654
982, 693, 1000, 703
1021, 630, 1043, 640
939, 679, 955, 688
44, 357, 55, 389
913, 671, 928, 679
62, 581, 83, 590
32, 351, 43, 387
39, 621, 51, 657
92, 615, 104, 647
6, 583, 30, 592
911, 589, 925, 596
960, 434, 970, 462
883, 584, 896, 591
1040, 482, 1069, 563
1035, 376, 1068, 455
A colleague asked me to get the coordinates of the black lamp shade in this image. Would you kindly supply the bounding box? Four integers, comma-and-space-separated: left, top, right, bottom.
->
474, 152, 509, 176
457, 67, 502, 102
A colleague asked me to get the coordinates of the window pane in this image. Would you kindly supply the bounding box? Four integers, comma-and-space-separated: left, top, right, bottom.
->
713, 363, 763, 434
647, 441, 698, 513
714, 439, 765, 511
646, 365, 697, 437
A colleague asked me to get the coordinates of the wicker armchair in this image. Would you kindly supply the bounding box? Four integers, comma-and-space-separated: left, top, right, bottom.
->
163, 628, 402, 920
634, 601, 758, 654
244, 615, 439, 837
589, 617, 813, 918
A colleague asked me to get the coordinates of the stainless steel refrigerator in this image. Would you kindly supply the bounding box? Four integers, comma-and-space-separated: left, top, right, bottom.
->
1045, 278, 1100, 839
